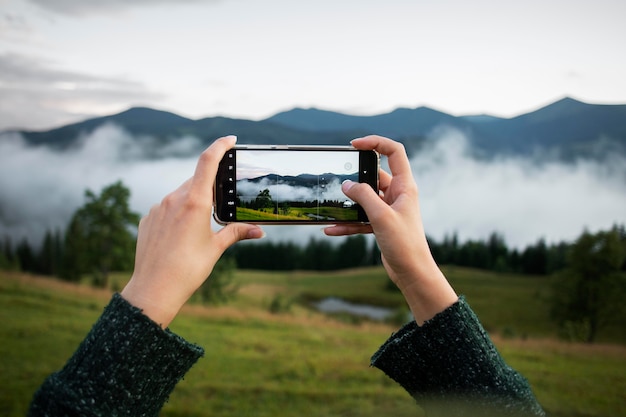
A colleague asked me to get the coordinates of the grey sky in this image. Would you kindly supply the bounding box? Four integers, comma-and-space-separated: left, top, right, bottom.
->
236, 149, 359, 179
1, 0, 625, 130
26, 0, 218, 16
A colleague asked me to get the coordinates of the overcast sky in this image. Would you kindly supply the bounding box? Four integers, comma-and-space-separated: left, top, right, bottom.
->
1, 0, 625, 131
236, 149, 359, 179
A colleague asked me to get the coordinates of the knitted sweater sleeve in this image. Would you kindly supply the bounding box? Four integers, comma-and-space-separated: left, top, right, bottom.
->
28, 293, 204, 417
371, 296, 546, 417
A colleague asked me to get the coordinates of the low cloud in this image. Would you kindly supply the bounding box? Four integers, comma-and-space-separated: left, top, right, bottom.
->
412, 128, 626, 248
236, 177, 348, 204
1, 124, 625, 251
0, 124, 200, 247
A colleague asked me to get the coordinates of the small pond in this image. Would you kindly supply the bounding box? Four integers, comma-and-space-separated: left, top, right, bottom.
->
313, 297, 395, 321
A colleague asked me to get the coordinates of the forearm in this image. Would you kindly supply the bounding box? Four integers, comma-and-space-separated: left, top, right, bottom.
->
372, 297, 545, 417
390, 254, 458, 325
28, 294, 204, 417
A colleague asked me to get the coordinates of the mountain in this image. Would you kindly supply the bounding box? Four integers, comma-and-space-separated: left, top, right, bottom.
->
16, 107, 194, 149
3, 97, 626, 161
244, 173, 358, 188
265, 106, 471, 139
469, 98, 626, 158
266, 97, 626, 160
13, 107, 364, 152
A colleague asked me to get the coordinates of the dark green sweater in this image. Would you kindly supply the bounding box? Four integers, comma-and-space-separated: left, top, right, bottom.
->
28, 294, 545, 416
371, 296, 546, 416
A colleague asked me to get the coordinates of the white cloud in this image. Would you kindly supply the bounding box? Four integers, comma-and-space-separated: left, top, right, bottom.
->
1, 124, 624, 251
0, 124, 198, 246
236, 177, 347, 204
412, 128, 626, 248
0, 123, 344, 249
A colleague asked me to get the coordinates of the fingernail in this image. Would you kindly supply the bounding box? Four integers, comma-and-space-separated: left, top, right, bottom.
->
246, 228, 265, 239
342, 180, 356, 191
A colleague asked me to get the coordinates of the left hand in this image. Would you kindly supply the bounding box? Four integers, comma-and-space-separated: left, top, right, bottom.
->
121, 135, 264, 328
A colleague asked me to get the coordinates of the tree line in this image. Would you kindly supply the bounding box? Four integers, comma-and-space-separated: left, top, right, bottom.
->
429, 232, 571, 275
226, 234, 380, 271
223, 231, 575, 276
1, 181, 625, 343
2, 194, 623, 279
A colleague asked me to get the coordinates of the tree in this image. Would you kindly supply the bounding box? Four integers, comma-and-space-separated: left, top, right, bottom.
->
197, 256, 238, 304
335, 235, 369, 269
0, 236, 19, 271
521, 238, 549, 275
253, 189, 273, 210
62, 214, 88, 282
487, 232, 509, 271
16, 238, 35, 272
37, 229, 63, 276
302, 238, 336, 270
370, 238, 382, 266
550, 227, 626, 342
62, 181, 140, 288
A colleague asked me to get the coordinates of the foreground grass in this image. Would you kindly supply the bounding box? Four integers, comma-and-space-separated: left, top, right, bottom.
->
1, 269, 625, 417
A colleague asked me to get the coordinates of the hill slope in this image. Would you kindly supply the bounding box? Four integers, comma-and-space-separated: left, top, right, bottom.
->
2, 269, 625, 417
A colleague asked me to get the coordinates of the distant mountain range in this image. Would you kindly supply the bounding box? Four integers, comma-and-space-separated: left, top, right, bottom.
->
4, 97, 626, 161
242, 173, 358, 188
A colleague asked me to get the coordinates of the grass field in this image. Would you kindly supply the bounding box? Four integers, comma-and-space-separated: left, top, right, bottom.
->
1, 268, 625, 417
236, 205, 358, 221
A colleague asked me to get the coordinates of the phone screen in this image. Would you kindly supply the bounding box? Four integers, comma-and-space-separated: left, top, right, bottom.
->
214, 146, 378, 224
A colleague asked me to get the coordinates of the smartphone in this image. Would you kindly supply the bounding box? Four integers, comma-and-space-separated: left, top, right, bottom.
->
214, 145, 379, 224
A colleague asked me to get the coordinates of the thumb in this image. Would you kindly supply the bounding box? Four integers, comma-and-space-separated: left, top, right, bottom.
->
216, 223, 265, 250
342, 180, 387, 222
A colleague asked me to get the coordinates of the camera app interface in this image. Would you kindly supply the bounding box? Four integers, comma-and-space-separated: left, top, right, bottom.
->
234, 149, 360, 221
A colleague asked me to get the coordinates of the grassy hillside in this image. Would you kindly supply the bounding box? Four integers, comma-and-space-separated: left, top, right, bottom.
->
1, 268, 625, 417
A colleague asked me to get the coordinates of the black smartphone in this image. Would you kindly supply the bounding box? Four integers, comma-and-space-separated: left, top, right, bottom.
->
214, 145, 379, 224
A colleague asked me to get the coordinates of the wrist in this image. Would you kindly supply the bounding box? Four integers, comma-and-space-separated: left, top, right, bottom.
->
120, 281, 183, 329
389, 259, 458, 325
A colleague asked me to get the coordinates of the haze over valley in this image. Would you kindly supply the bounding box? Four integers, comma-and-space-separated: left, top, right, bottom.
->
1, 98, 625, 249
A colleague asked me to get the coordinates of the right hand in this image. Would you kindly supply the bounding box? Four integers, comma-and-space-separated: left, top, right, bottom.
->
324, 135, 457, 324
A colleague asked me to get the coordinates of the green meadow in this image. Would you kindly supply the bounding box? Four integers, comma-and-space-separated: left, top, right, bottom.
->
1, 268, 625, 417
236, 206, 358, 221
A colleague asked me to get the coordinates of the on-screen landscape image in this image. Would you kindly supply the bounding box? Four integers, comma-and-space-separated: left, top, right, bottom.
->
235, 150, 361, 221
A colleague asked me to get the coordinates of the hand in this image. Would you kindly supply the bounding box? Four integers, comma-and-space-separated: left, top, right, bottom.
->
121, 136, 264, 328
324, 135, 457, 324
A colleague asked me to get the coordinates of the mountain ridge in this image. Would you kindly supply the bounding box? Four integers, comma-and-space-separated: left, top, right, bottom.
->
3, 97, 625, 161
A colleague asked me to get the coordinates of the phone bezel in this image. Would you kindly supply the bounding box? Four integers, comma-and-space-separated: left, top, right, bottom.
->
213, 145, 379, 225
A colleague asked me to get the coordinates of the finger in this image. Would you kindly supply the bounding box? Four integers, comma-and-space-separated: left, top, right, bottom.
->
323, 224, 373, 236
341, 180, 389, 224
351, 136, 412, 179
378, 169, 392, 193
190, 135, 237, 197
215, 223, 265, 252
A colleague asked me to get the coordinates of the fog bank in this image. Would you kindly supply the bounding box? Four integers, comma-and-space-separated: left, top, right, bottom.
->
412, 128, 626, 248
1, 124, 624, 250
